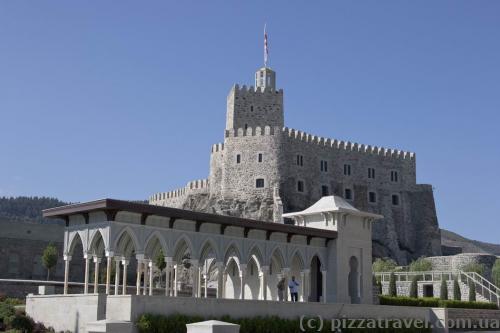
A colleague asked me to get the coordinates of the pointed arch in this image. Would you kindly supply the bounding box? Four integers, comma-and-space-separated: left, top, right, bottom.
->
246, 244, 264, 271
289, 248, 306, 271
88, 228, 106, 257
172, 235, 194, 263
223, 242, 242, 270
68, 231, 85, 257
114, 227, 139, 258
198, 238, 220, 263
269, 245, 286, 269
308, 251, 325, 269
144, 231, 167, 260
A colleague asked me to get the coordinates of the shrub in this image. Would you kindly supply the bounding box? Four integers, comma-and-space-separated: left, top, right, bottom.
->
137, 313, 431, 333
440, 277, 448, 300
372, 258, 397, 273
492, 259, 500, 287
379, 296, 498, 310
380, 296, 440, 307
453, 277, 461, 301
42, 243, 58, 281
388, 272, 397, 297
0, 302, 15, 325
409, 257, 432, 272
468, 280, 476, 302
409, 275, 418, 298
10, 313, 34, 332
462, 262, 486, 276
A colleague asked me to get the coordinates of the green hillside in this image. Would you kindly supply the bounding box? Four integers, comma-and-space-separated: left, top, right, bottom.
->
0, 196, 69, 223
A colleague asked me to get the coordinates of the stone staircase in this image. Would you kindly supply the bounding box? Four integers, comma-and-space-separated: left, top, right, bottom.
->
458, 281, 489, 302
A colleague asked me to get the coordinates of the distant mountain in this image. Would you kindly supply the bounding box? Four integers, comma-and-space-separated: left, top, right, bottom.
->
0, 196, 69, 224
441, 229, 500, 256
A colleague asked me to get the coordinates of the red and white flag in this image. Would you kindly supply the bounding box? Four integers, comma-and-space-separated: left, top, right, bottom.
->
264, 24, 269, 67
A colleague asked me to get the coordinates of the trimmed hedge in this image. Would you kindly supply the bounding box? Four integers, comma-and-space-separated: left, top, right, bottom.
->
380, 296, 499, 310
137, 313, 431, 333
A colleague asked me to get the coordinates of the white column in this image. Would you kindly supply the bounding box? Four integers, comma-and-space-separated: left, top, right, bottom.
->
299, 271, 305, 302
282, 268, 290, 301
239, 264, 247, 300
203, 273, 208, 298
63, 255, 71, 295
321, 270, 327, 304
149, 261, 154, 296
105, 254, 112, 295
114, 258, 121, 295
197, 267, 202, 298
261, 266, 269, 300
143, 263, 149, 295
216, 262, 224, 299
302, 269, 310, 302
93, 257, 101, 293
173, 264, 178, 297
122, 259, 129, 295
191, 260, 199, 297
136, 259, 143, 295
165, 258, 173, 296
84, 255, 90, 294
222, 271, 228, 299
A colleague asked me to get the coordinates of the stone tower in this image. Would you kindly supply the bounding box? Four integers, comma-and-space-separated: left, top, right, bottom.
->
225, 67, 283, 131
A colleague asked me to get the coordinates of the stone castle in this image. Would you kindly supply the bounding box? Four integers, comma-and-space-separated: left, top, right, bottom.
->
149, 66, 442, 264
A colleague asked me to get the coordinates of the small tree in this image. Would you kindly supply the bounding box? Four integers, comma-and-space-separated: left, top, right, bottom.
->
440, 276, 448, 300
155, 249, 166, 286
409, 257, 432, 272
409, 275, 419, 298
372, 258, 397, 273
389, 272, 397, 297
468, 280, 476, 302
42, 243, 58, 280
453, 277, 461, 301
492, 259, 500, 288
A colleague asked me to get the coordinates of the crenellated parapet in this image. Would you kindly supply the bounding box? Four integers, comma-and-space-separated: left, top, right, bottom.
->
282, 127, 415, 161
232, 84, 283, 95
149, 178, 209, 206
224, 126, 280, 138
211, 142, 225, 153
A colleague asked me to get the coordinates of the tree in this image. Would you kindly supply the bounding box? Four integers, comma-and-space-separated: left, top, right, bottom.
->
372, 258, 397, 273
409, 275, 419, 298
492, 259, 500, 288
468, 280, 476, 302
409, 257, 432, 272
440, 277, 448, 300
42, 243, 58, 280
462, 262, 486, 276
389, 272, 397, 297
155, 249, 166, 286
453, 277, 461, 301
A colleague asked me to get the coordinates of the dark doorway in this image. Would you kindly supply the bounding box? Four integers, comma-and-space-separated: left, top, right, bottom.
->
310, 256, 323, 302
423, 284, 433, 298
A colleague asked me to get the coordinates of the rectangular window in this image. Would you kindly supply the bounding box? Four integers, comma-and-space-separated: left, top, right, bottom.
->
368, 191, 377, 203
391, 171, 399, 182
320, 160, 328, 172
344, 164, 351, 176
256, 178, 265, 188
344, 188, 353, 200
368, 168, 376, 179
258, 153, 263, 163
392, 194, 400, 206
321, 185, 329, 196
236, 154, 241, 164
297, 180, 304, 193
296, 155, 304, 166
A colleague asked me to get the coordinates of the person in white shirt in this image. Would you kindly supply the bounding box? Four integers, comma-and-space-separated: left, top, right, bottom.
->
288, 276, 299, 302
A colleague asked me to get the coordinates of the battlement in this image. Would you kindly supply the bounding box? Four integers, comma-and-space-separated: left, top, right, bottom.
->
211, 143, 225, 153
224, 126, 280, 138
282, 127, 415, 161
232, 84, 283, 95
149, 178, 209, 204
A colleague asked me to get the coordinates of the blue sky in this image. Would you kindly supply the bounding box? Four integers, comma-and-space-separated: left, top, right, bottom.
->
1, 1, 499, 243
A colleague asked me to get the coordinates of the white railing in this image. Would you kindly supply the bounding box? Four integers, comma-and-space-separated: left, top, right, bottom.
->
374, 270, 500, 307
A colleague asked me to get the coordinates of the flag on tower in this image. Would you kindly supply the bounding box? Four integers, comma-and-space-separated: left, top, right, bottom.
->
264, 24, 269, 67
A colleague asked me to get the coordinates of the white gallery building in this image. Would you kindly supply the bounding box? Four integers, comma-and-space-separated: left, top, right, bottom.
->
45, 196, 380, 305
